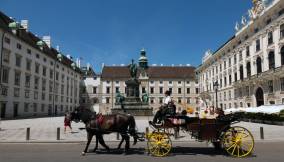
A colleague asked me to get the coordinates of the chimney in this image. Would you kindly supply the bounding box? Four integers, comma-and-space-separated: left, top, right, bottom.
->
20, 20, 28, 31
42, 36, 51, 48
87, 63, 90, 70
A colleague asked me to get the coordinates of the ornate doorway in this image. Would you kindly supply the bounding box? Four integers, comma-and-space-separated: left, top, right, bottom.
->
255, 87, 264, 107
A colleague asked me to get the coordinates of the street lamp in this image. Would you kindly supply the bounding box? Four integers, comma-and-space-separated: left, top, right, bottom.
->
213, 81, 219, 111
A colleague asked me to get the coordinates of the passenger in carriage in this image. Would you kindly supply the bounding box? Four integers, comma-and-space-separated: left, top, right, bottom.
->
151, 90, 175, 124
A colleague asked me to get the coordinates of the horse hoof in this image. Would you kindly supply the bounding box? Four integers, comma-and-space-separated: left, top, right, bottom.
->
81, 152, 86, 156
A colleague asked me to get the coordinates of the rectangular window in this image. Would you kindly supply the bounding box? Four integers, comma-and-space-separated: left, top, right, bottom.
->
234, 73, 237, 82
2, 67, 9, 83
42, 79, 46, 91
24, 103, 29, 112
142, 87, 146, 93
3, 51, 9, 63
159, 97, 163, 104
26, 59, 31, 71
268, 80, 273, 93
256, 39, 261, 52
150, 87, 154, 94
106, 87, 110, 94
195, 88, 199, 94
187, 88, 190, 94
42, 93, 45, 100
33, 103, 37, 112
1, 86, 8, 96
27, 49, 31, 54
42, 67, 47, 76
34, 77, 39, 90
281, 78, 284, 91
239, 51, 243, 61
280, 24, 284, 39
56, 72, 59, 81
159, 87, 163, 94
61, 85, 64, 95
14, 88, 20, 97
16, 43, 22, 49
246, 86, 250, 96
169, 81, 172, 84
25, 74, 30, 88
93, 87, 97, 94
229, 75, 232, 85
116, 87, 120, 93
14, 71, 21, 86
106, 97, 110, 104
50, 69, 53, 79
178, 88, 182, 94
178, 98, 182, 104
187, 98, 191, 104
15, 55, 22, 67
25, 90, 29, 98
246, 46, 250, 57
34, 91, 38, 99
169, 88, 172, 93
49, 81, 53, 92
41, 104, 45, 112
268, 31, 273, 45
4, 37, 10, 44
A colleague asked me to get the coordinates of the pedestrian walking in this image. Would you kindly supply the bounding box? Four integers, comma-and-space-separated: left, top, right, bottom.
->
64, 113, 72, 133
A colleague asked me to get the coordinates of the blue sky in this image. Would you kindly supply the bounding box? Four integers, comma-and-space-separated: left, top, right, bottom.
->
1, 0, 252, 72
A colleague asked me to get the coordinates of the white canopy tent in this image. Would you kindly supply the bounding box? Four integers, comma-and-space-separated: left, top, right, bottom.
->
224, 105, 284, 115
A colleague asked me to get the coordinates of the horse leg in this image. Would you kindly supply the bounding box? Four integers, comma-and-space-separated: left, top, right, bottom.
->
92, 135, 99, 152
117, 135, 125, 149
122, 134, 130, 154
98, 134, 110, 152
82, 132, 93, 156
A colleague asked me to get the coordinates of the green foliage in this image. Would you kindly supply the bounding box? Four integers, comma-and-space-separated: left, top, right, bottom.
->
243, 112, 284, 122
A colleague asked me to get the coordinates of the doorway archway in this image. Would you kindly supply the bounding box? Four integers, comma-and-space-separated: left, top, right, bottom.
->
255, 87, 264, 107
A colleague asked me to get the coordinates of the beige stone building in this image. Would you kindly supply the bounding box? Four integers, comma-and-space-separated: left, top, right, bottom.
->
99, 49, 199, 114
196, 0, 284, 109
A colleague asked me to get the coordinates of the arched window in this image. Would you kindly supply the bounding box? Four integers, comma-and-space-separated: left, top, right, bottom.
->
268, 51, 275, 69
281, 46, 284, 66
240, 65, 244, 81
256, 57, 262, 74
246, 62, 251, 77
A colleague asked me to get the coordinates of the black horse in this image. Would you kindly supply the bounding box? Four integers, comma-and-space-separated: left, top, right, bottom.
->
70, 109, 139, 155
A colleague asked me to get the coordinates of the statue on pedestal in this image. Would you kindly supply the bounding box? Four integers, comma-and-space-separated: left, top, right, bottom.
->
128, 59, 138, 79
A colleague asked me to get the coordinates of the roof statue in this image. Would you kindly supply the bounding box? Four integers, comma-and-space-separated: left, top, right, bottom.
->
241, 16, 247, 26
248, 0, 265, 20
235, 22, 240, 32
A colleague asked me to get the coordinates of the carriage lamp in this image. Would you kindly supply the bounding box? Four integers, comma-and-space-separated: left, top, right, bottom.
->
36, 40, 45, 50
213, 81, 219, 110
57, 53, 63, 62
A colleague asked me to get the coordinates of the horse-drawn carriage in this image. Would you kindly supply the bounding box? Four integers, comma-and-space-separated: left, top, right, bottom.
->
70, 109, 254, 158
146, 113, 254, 158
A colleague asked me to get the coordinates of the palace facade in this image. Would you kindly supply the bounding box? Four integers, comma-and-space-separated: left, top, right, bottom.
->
196, 0, 284, 109
99, 50, 199, 114
0, 11, 81, 118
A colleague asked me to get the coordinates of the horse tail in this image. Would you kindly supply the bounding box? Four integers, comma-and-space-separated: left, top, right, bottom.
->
128, 115, 138, 145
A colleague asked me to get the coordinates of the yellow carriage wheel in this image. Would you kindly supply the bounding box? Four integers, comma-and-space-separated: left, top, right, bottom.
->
222, 126, 254, 158
147, 132, 172, 157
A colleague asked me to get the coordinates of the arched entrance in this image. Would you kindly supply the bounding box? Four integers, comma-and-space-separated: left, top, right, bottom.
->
255, 87, 264, 107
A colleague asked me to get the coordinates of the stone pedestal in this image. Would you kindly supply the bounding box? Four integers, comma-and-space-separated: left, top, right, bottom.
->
112, 78, 153, 116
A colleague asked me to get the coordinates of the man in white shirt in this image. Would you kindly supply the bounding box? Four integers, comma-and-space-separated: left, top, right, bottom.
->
151, 90, 173, 124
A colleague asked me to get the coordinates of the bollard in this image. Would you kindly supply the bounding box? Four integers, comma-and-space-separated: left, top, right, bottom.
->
260, 127, 264, 140
117, 132, 120, 140
57, 127, 60, 140
26, 127, 30, 141
145, 127, 149, 139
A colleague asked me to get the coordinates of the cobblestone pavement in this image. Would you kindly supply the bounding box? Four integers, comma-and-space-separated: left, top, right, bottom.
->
0, 116, 283, 142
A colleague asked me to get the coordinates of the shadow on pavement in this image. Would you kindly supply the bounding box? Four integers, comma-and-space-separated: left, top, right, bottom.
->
84, 146, 256, 158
